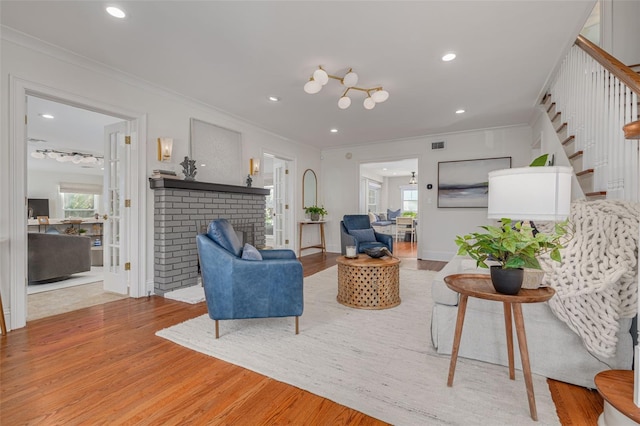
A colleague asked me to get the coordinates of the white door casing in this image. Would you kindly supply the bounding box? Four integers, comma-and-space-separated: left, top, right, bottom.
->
6, 76, 146, 329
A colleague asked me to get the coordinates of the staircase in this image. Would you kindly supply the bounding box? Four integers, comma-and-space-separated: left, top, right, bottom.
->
541, 36, 640, 202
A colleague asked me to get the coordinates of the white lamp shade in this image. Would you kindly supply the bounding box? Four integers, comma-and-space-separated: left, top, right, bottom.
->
342, 71, 358, 88
338, 96, 351, 109
363, 97, 376, 110
487, 166, 572, 221
371, 90, 389, 103
304, 80, 322, 94
313, 68, 329, 86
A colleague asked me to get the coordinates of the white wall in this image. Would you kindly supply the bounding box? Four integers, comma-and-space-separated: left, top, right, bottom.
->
608, 0, 640, 65
1, 32, 321, 322
28, 170, 103, 218
320, 125, 533, 260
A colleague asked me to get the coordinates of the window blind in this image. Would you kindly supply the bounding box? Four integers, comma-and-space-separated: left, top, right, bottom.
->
58, 182, 103, 195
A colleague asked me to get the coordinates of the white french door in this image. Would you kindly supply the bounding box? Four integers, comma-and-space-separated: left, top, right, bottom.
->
102, 121, 129, 294
272, 158, 292, 249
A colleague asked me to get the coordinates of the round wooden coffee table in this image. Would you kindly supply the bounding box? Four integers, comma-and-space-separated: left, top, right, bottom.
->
336, 255, 401, 309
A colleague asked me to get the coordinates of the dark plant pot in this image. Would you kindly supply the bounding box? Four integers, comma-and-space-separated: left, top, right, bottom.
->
490, 266, 524, 295
310, 213, 320, 221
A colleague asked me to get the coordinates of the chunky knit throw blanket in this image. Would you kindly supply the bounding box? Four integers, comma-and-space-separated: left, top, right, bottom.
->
538, 199, 639, 359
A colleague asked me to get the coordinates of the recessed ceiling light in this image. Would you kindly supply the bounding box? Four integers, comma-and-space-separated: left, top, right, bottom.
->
382, 168, 388, 171
330, 128, 338, 133
455, 109, 465, 114
268, 96, 280, 102
442, 53, 456, 62
39, 113, 54, 119
106, 6, 126, 19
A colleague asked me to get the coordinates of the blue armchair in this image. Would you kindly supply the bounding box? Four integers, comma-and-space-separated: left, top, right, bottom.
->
340, 214, 394, 255
196, 219, 304, 338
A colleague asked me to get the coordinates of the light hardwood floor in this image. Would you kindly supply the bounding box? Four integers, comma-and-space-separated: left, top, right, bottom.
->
0, 243, 603, 425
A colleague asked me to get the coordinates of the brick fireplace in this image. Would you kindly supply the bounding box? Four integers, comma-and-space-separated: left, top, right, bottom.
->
149, 178, 269, 294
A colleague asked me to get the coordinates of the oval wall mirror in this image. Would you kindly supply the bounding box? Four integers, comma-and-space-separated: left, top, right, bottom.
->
303, 169, 317, 209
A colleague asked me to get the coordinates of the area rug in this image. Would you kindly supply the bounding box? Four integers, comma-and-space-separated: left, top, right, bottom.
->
163, 283, 205, 304
28, 281, 127, 321
156, 265, 559, 425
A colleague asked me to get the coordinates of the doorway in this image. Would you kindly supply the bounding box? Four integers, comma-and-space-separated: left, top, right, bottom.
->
26, 96, 126, 320
360, 158, 419, 259
262, 153, 293, 249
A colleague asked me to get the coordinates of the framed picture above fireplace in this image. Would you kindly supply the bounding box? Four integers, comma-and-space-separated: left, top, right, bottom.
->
189, 118, 242, 185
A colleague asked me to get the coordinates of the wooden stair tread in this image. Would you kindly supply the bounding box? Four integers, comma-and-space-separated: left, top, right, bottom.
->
585, 191, 607, 197
576, 169, 594, 177
556, 122, 567, 133
546, 102, 556, 113
550, 112, 561, 121
568, 150, 583, 160
561, 135, 575, 145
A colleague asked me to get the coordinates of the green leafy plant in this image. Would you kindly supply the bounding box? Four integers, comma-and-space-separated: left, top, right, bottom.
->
401, 211, 417, 218
455, 218, 570, 270
304, 205, 328, 216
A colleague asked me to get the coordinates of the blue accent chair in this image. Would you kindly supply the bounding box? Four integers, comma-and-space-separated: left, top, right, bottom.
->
196, 219, 304, 338
340, 214, 394, 255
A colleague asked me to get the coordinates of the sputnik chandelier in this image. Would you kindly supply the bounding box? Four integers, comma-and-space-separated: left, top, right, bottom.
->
31, 149, 104, 166
303, 66, 389, 110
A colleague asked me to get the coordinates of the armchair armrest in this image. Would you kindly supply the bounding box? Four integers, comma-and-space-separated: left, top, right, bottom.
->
375, 232, 394, 253
260, 249, 297, 260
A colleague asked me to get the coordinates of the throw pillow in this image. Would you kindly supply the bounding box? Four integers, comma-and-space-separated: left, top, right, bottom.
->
387, 208, 401, 220
241, 243, 263, 261
368, 212, 376, 223
349, 228, 377, 243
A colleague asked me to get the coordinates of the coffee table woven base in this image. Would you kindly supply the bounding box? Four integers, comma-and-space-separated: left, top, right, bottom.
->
337, 255, 401, 309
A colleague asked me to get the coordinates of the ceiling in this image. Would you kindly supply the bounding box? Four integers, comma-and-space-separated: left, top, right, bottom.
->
2, 1, 595, 151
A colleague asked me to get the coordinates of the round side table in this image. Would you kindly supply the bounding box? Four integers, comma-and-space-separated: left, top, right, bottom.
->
444, 273, 555, 421
336, 255, 401, 309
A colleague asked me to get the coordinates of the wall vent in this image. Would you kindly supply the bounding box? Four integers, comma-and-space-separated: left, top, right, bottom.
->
431, 141, 445, 150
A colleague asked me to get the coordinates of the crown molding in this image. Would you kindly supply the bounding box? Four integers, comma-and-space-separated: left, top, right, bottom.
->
1, 26, 314, 151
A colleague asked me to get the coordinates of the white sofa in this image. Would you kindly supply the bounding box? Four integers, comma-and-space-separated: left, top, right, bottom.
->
430, 255, 634, 389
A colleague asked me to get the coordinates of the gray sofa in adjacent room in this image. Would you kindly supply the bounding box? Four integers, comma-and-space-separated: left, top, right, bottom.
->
28, 233, 92, 283
430, 255, 634, 389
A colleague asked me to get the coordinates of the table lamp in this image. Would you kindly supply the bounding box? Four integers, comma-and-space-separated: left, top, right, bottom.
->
487, 166, 572, 222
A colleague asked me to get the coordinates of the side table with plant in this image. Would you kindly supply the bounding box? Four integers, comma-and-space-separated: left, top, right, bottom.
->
455, 218, 570, 294
305, 205, 327, 222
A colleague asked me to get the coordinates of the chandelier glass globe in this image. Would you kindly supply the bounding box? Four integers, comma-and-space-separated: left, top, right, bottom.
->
304, 80, 322, 94
363, 97, 376, 110
342, 71, 358, 88
338, 96, 351, 109
371, 90, 389, 103
313, 68, 329, 86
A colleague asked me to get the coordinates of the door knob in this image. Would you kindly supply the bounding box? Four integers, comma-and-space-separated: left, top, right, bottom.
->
103, 214, 108, 220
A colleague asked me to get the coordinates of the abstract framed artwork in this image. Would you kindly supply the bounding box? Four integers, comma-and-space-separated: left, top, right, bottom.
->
189, 118, 242, 185
437, 157, 511, 208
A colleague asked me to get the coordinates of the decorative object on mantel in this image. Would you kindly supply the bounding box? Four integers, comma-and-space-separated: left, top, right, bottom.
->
246, 174, 252, 187
303, 65, 389, 110
180, 156, 197, 181
151, 169, 180, 180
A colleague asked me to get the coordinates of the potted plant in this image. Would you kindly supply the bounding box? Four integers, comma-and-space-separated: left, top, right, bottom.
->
305, 205, 327, 222
455, 218, 569, 294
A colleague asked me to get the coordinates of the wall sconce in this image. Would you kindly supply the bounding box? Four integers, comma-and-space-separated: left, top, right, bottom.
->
157, 138, 173, 162
249, 158, 260, 175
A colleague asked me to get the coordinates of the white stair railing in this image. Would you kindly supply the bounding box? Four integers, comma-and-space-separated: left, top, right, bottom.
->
549, 37, 639, 201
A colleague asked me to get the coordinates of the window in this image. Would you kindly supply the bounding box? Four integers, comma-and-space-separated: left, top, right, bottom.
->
59, 182, 102, 218
62, 193, 98, 218
402, 187, 418, 213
